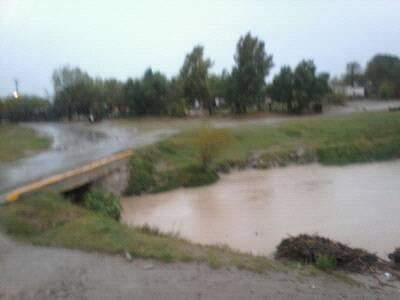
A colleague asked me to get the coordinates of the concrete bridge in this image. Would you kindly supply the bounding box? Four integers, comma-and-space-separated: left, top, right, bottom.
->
0, 149, 133, 204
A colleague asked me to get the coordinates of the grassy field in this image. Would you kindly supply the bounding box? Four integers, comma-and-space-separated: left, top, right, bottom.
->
127, 111, 400, 194
0, 125, 51, 162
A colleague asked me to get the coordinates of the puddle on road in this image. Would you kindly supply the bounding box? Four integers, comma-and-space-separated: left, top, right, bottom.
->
122, 161, 400, 258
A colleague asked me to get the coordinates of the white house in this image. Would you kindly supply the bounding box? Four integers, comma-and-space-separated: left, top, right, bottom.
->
344, 86, 365, 98
332, 84, 365, 98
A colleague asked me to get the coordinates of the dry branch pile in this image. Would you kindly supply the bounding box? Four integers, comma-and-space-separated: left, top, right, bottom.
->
276, 234, 378, 272
389, 248, 400, 267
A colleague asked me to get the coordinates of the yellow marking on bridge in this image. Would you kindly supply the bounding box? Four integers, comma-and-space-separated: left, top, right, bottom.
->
5, 149, 134, 203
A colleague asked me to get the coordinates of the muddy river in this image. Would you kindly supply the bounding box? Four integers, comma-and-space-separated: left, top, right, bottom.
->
123, 161, 400, 258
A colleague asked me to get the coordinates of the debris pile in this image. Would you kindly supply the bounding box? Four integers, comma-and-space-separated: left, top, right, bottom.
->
276, 234, 378, 272
388, 248, 400, 267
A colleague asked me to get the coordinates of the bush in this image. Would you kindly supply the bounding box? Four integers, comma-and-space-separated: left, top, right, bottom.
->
195, 127, 234, 169
126, 155, 156, 195
324, 92, 345, 105
167, 97, 187, 117
180, 165, 219, 187
315, 254, 337, 271
379, 81, 395, 99
83, 189, 122, 220
275, 234, 378, 272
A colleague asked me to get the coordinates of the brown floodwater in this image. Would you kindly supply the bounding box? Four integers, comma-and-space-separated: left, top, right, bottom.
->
122, 161, 400, 258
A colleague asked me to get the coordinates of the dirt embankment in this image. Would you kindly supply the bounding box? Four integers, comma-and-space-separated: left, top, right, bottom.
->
1, 232, 400, 299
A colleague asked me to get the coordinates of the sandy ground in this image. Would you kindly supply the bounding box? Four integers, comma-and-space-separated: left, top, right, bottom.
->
1, 233, 400, 299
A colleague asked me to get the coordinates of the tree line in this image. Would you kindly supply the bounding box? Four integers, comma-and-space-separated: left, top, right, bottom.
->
336, 54, 400, 99
1, 32, 400, 122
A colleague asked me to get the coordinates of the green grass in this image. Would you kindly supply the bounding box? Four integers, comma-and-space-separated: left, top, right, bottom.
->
0, 124, 51, 162
315, 254, 337, 271
127, 111, 400, 194
0, 192, 278, 273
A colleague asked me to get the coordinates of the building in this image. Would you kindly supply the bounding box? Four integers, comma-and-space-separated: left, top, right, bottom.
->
332, 84, 365, 98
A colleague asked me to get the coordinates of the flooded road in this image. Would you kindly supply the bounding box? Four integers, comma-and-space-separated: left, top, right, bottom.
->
0, 121, 176, 192
1, 99, 399, 193
122, 161, 400, 258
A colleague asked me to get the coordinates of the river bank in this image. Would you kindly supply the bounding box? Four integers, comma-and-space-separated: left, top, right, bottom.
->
2, 231, 400, 299
2, 193, 400, 299
125, 110, 400, 196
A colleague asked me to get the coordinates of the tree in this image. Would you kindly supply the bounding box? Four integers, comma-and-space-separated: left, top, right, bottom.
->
141, 68, 169, 115
208, 70, 230, 108
291, 60, 330, 113
344, 61, 363, 87
293, 60, 317, 112
315, 72, 331, 100
228, 32, 273, 114
270, 66, 294, 112
0, 95, 51, 122
102, 79, 125, 116
124, 78, 143, 115
166, 77, 187, 117
124, 68, 169, 115
179, 45, 213, 114
366, 54, 400, 98
52, 66, 96, 120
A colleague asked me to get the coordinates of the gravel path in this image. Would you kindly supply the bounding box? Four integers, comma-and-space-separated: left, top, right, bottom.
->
1, 233, 400, 299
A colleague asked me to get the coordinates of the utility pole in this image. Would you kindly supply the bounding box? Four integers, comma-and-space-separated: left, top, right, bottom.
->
13, 79, 19, 99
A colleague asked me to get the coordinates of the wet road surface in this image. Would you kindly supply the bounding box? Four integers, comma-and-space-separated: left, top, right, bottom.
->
0, 121, 176, 192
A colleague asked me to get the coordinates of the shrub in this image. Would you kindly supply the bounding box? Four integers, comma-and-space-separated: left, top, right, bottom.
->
324, 92, 345, 105
167, 97, 187, 117
126, 155, 156, 195
195, 127, 234, 169
83, 189, 122, 220
315, 254, 337, 271
379, 81, 395, 99
180, 165, 219, 187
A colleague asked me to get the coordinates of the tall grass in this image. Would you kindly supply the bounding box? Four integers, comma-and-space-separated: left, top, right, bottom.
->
0, 125, 51, 162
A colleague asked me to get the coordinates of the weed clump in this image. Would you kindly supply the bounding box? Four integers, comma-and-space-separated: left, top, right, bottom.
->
315, 254, 337, 271
126, 154, 156, 195
180, 165, 219, 187
195, 127, 234, 169
83, 189, 122, 221
276, 234, 378, 272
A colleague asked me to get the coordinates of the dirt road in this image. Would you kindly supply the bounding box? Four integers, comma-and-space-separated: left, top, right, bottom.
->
1, 233, 400, 299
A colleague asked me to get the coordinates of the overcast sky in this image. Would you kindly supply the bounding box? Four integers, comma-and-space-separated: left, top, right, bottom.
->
1, 0, 400, 96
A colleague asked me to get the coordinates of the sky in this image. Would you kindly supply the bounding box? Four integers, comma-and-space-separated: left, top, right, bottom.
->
1, 0, 400, 96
